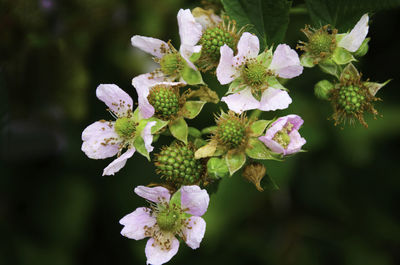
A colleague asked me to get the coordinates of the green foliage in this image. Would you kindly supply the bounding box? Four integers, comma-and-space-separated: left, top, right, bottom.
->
207, 157, 230, 179
225, 152, 246, 175
169, 117, 188, 144
305, 0, 400, 31
221, 0, 292, 49
182, 101, 207, 119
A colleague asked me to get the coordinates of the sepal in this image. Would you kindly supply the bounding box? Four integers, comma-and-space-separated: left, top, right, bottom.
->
225, 152, 246, 176
207, 157, 229, 179
182, 101, 207, 119
169, 117, 188, 144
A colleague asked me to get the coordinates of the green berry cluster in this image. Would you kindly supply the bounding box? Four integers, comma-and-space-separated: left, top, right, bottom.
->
160, 53, 182, 76
338, 85, 365, 113
216, 118, 246, 148
243, 62, 267, 87
114, 117, 136, 139
199, 27, 235, 61
155, 143, 204, 185
148, 86, 180, 120
308, 31, 334, 56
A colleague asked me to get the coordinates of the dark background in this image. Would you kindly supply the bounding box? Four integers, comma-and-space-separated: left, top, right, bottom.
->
1, 0, 400, 264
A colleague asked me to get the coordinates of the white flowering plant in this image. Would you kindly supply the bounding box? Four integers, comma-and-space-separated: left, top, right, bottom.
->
80, 1, 392, 264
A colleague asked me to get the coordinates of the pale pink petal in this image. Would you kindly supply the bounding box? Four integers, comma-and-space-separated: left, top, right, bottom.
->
180, 185, 209, 216
264, 117, 287, 139
81, 121, 121, 159
145, 237, 179, 265
338, 14, 369, 52
120, 207, 156, 240
132, 74, 157, 119
285, 114, 304, 131
96, 84, 134, 117
134, 186, 171, 203
259, 87, 292, 111
216, 45, 238, 84
269, 44, 303, 79
131, 35, 169, 58
142, 121, 156, 153
182, 216, 206, 249
234, 32, 259, 63
102, 148, 135, 176
221, 88, 260, 114
286, 130, 306, 155
180, 44, 202, 70
177, 9, 203, 46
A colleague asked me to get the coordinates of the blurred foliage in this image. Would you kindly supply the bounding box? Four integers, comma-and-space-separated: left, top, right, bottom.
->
1, 0, 400, 265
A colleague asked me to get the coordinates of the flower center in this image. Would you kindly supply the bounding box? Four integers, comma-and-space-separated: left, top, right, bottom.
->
155, 143, 204, 186
160, 53, 183, 76
215, 113, 246, 148
308, 31, 335, 56
156, 209, 181, 232
199, 27, 235, 61
242, 62, 267, 87
114, 117, 136, 139
272, 123, 293, 148
147, 85, 180, 120
338, 85, 365, 114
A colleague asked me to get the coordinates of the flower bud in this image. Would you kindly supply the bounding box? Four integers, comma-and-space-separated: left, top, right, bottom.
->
314, 80, 334, 100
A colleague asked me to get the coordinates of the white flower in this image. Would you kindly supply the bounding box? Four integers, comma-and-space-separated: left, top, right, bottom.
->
81, 84, 156, 176
120, 185, 210, 265
216, 32, 303, 114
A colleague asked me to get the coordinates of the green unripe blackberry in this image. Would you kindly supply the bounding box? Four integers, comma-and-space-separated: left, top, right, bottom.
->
114, 117, 136, 139
308, 31, 335, 56
160, 53, 183, 76
148, 85, 180, 120
156, 209, 181, 232
199, 27, 235, 61
243, 62, 267, 87
215, 113, 247, 148
338, 85, 365, 114
155, 143, 204, 185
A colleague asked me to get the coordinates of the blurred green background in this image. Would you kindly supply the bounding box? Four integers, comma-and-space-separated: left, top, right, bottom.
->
1, 0, 400, 264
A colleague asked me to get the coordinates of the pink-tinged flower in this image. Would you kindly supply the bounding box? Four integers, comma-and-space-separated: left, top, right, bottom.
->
131, 9, 203, 86
337, 14, 369, 52
120, 185, 209, 265
216, 32, 303, 114
259, 114, 306, 155
81, 84, 156, 176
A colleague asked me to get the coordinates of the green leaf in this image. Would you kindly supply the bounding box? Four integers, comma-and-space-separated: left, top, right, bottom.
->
169, 191, 181, 208
225, 152, 246, 175
188, 127, 202, 138
332, 47, 356, 65
182, 101, 207, 119
201, 126, 217, 135
169, 117, 188, 144
195, 140, 218, 159
133, 135, 150, 161
221, 0, 292, 49
305, 0, 400, 31
245, 138, 283, 161
318, 59, 341, 79
300, 54, 316, 68
207, 157, 230, 179
249, 120, 272, 137
181, 66, 204, 85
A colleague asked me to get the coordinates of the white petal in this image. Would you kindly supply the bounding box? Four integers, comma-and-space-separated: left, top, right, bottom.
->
216, 45, 238, 84
81, 121, 121, 159
180, 44, 201, 70
131, 35, 169, 58
177, 9, 203, 46
180, 185, 210, 216
193, 11, 222, 29
145, 237, 179, 265
221, 88, 260, 114
142, 121, 156, 153
96, 84, 133, 117
234, 32, 259, 63
269, 44, 303, 79
132, 74, 157, 119
338, 14, 369, 52
134, 186, 171, 203
259, 87, 292, 111
286, 130, 306, 155
182, 216, 206, 249
102, 148, 135, 176
120, 207, 156, 240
